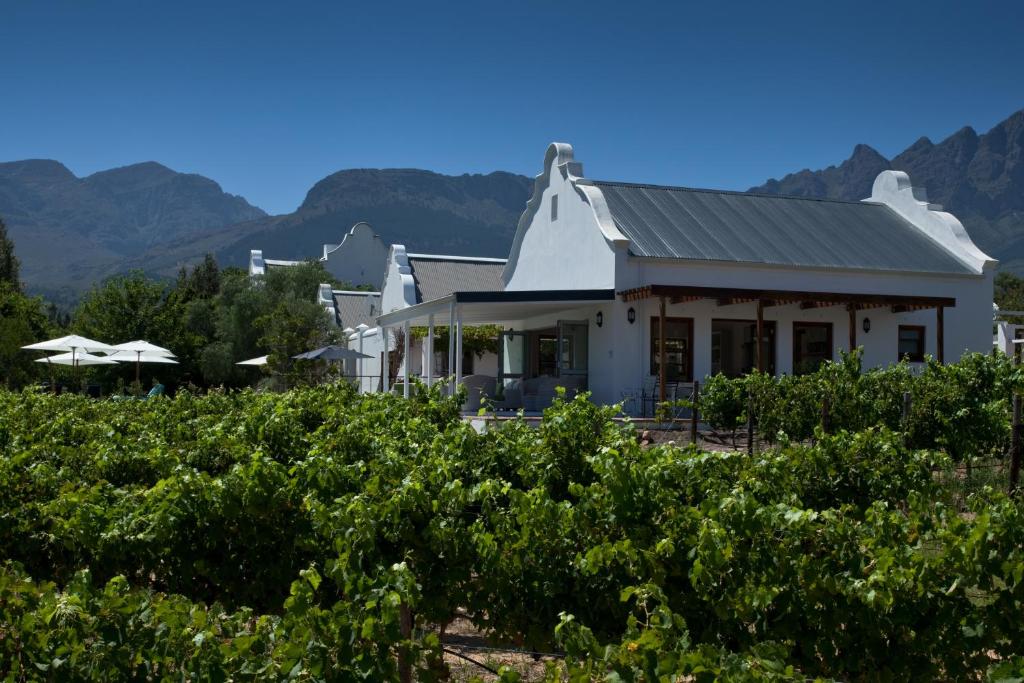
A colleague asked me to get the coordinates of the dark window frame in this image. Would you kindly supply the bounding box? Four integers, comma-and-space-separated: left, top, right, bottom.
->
711, 318, 777, 377
898, 325, 926, 362
792, 321, 833, 375
649, 316, 695, 382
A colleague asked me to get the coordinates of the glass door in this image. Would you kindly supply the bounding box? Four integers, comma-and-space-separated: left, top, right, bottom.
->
497, 331, 526, 399
556, 320, 589, 389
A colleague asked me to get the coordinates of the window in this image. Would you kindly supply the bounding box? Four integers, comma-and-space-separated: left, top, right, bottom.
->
650, 317, 694, 382
898, 325, 925, 362
711, 319, 776, 377
793, 322, 832, 375
550, 194, 558, 221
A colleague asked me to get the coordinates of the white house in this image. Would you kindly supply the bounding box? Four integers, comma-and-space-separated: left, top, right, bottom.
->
376, 142, 996, 412
349, 245, 505, 396
250, 222, 388, 288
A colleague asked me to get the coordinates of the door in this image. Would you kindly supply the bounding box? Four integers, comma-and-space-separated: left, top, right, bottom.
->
556, 320, 589, 389
497, 331, 527, 398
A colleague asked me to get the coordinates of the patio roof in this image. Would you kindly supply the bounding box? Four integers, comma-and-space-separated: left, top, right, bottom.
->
619, 284, 955, 310
376, 289, 615, 327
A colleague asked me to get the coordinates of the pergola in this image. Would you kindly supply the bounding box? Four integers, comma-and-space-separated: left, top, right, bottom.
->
619, 284, 957, 403
375, 289, 615, 397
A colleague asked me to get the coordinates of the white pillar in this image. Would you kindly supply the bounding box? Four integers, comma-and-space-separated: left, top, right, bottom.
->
402, 320, 411, 398
448, 300, 456, 383
426, 315, 434, 387
356, 325, 367, 392
381, 326, 390, 393
455, 307, 464, 386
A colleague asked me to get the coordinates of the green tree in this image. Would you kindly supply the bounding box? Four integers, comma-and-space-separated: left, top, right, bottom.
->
0, 217, 20, 289
995, 271, 1024, 318
0, 282, 52, 388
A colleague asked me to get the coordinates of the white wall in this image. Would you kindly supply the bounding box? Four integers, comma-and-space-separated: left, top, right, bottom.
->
503, 144, 620, 291
624, 258, 994, 368
322, 222, 389, 288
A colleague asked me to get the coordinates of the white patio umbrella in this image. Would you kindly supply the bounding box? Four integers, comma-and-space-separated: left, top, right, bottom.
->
236, 355, 268, 366
23, 335, 118, 390
111, 340, 176, 357
35, 351, 119, 366
108, 343, 178, 388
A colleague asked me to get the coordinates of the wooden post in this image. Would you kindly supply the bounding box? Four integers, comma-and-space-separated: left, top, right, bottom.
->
756, 299, 765, 373
1015, 342, 1022, 366
689, 380, 700, 446
821, 395, 831, 435
1011, 394, 1021, 497
848, 304, 857, 352
398, 602, 413, 683
659, 296, 667, 404
746, 391, 755, 455
936, 305, 945, 364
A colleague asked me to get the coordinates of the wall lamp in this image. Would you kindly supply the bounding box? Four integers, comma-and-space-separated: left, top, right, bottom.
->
596, 311, 603, 327
627, 307, 636, 324
862, 318, 872, 334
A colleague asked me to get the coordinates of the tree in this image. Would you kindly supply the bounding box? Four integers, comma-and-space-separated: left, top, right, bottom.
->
0, 217, 20, 289
0, 283, 52, 388
996, 271, 1024, 315
73, 271, 180, 390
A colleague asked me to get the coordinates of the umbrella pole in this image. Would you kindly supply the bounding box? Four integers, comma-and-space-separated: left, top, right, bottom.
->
46, 356, 54, 394
136, 352, 141, 396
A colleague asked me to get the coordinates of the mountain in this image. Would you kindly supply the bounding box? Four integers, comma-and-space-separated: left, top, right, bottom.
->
123, 168, 533, 280
0, 160, 265, 303
750, 109, 1024, 272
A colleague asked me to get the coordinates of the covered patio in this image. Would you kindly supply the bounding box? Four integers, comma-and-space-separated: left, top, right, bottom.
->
375, 289, 614, 408
620, 284, 956, 403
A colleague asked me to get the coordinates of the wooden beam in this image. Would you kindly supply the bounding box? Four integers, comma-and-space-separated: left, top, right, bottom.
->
937, 306, 945, 364
848, 304, 857, 352
659, 296, 667, 403
756, 299, 765, 373
618, 284, 956, 309
716, 298, 734, 307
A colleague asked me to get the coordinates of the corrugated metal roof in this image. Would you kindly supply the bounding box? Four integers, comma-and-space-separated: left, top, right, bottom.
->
407, 257, 506, 303
332, 291, 380, 329
592, 181, 973, 274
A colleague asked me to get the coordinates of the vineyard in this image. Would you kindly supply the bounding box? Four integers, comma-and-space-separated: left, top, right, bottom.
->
1, 354, 1024, 681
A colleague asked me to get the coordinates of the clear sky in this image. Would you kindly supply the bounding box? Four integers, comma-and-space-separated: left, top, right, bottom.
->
2, 0, 1022, 215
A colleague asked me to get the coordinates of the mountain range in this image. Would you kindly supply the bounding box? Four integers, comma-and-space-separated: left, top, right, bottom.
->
2, 108, 1023, 304
750, 109, 1024, 271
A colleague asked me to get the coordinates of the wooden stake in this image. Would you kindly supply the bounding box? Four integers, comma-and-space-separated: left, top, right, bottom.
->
821, 395, 831, 435
747, 391, 755, 456
1011, 394, 1021, 497
690, 380, 699, 446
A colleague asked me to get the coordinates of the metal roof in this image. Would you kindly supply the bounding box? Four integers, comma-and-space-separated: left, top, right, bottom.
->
591, 181, 974, 275
332, 291, 380, 329
407, 256, 506, 303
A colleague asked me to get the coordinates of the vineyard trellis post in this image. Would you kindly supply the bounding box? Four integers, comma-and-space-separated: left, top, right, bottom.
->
1011, 393, 1021, 497
690, 380, 699, 445
746, 390, 755, 455
821, 395, 831, 435
902, 391, 912, 447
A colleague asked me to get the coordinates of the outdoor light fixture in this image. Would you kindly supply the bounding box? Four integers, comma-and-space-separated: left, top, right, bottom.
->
627, 307, 636, 324
863, 318, 871, 333
596, 311, 603, 327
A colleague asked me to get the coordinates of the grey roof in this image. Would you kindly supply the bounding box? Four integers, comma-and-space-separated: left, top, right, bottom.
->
592, 181, 973, 275
407, 257, 506, 303
332, 291, 380, 329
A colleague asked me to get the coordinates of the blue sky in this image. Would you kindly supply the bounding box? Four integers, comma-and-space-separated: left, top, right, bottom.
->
2, 0, 1022, 215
